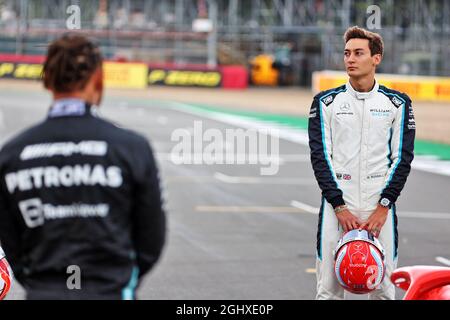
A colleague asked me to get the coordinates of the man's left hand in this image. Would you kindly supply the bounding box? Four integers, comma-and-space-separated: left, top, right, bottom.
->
359, 204, 389, 237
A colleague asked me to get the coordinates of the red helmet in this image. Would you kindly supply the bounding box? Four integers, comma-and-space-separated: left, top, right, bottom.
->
334, 229, 386, 294
0, 248, 12, 300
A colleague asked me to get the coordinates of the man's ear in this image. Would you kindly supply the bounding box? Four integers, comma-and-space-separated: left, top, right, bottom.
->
373, 54, 382, 66
94, 67, 103, 91
92, 67, 104, 106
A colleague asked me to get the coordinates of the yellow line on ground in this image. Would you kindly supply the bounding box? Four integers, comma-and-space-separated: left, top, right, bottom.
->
305, 268, 316, 274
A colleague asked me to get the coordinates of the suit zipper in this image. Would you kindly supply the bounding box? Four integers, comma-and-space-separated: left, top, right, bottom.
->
359, 99, 365, 210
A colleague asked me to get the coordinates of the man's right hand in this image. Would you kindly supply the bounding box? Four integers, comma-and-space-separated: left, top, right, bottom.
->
335, 209, 362, 232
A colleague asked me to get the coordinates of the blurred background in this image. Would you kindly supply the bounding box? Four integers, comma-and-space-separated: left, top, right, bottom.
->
1, 0, 449, 87
0, 0, 449, 300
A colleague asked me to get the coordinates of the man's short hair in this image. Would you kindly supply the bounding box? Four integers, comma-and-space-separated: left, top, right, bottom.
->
343, 26, 384, 56
42, 33, 103, 93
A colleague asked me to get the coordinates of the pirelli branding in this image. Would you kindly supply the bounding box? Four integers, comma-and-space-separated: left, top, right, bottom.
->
1, 55, 230, 88
148, 69, 221, 87
0, 62, 43, 80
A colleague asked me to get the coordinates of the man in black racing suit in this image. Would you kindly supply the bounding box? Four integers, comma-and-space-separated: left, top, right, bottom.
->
0, 34, 166, 300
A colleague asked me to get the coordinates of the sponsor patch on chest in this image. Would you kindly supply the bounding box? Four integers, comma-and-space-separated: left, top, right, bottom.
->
336, 173, 352, 180
336, 103, 354, 116
370, 108, 392, 117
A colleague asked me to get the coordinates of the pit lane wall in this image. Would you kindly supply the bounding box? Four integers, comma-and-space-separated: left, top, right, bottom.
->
313, 70, 450, 102
0, 54, 248, 90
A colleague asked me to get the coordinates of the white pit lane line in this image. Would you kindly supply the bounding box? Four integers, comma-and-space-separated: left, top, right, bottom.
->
155, 153, 310, 165
435, 256, 450, 267
290, 201, 319, 214
290, 200, 450, 219
168, 102, 450, 177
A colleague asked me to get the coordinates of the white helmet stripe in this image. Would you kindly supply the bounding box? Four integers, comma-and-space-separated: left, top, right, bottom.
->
369, 246, 385, 286
334, 246, 348, 288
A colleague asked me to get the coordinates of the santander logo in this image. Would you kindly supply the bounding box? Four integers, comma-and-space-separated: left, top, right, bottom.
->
349, 242, 368, 268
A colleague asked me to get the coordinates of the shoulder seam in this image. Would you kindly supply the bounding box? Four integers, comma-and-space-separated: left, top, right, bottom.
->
315, 85, 346, 107
378, 85, 411, 101
314, 84, 346, 100
378, 86, 411, 109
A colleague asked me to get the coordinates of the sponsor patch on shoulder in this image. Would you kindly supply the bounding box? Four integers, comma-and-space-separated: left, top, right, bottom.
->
390, 96, 404, 108
322, 95, 334, 106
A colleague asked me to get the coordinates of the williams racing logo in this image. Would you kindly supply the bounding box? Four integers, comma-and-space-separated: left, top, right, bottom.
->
370, 108, 392, 117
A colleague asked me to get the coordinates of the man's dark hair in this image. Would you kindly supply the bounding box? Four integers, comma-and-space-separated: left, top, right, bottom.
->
42, 34, 103, 93
344, 26, 384, 56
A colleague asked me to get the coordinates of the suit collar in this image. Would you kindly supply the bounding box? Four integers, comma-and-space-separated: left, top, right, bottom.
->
346, 79, 379, 100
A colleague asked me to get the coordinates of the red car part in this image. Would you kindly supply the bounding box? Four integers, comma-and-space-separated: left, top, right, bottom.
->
391, 266, 450, 300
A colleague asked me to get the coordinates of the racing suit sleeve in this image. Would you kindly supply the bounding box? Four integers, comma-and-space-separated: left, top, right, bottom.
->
381, 96, 415, 204
131, 140, 166, 279
308, 97, 345, 209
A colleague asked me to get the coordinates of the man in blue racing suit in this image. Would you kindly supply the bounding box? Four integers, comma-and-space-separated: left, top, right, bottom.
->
308, 26, 415, 300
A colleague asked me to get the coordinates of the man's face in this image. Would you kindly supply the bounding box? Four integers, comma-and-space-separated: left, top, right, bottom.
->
344, 38, 381, 78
